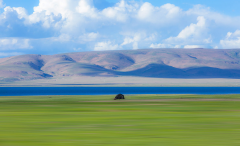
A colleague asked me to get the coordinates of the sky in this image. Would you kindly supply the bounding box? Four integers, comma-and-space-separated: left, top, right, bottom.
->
0, 0, 240, 57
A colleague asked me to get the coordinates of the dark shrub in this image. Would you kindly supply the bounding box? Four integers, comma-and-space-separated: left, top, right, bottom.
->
114, 94, 125, 100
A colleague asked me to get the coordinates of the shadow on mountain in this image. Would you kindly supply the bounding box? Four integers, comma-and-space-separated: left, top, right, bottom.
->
40, 73, 53, 78
28, 59, 45, 71
74, 64, 116, 77
184, 67, 240, 78
116, 64, 240, 79
118, 64, 186, 78
62, 63, 240, 78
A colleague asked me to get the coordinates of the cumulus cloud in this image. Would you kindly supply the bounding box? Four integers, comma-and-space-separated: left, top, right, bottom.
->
5, 6, 28, 19
166, 16, 207, 41
53, 34, 71, 42
0, 6, 61, 38
163, 16, 211, 48
0, 52, 23, 57
76, 0, 98, 18
220, 30, 240, 48
94, 41, 119, 51
186, 4, 240, 27
0, 0, 240, 57
145, 33, 157, 41
138, 3, 182, 24
150, 43, 172, 48
79, 32, 99, 42
177, 16, 206, 39
150, 43, 180, 48
0, 38, 32, 50
120, 32, 158, 49
121, 33, 141, 45
0, 0, 4, 8
102, 0, 138, 22
184, 45, 203, 49
31, 0, 74, 19
73, 47, 82, 51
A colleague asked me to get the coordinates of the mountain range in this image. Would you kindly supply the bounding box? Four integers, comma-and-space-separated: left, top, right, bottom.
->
1, 48, 240, 82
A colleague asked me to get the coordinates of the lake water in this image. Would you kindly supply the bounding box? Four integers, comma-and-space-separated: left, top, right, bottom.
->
1, 87, 240, 96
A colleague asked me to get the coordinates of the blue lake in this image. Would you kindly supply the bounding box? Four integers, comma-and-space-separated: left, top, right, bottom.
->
1, 87, 240, 96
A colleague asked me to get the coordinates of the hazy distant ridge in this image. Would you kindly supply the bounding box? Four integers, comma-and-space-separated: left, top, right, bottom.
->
1, 48, 240, 82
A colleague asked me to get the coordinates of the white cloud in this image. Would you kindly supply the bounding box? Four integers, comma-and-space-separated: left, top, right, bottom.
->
0, 38, 32, 50
220, 30, 240, 48
150, 43, 181, 48
0, 0, 240, 55
186, 4, 240, 27
79, 32, 99, 42
0, 52, 23, 57
120, 32, 158, 50
184, 45, 203, 49
145, 33, 157, 41
121, 32, 154, 49
28, 11, 62, 29
161, 3, 181, 18
28, 0, 98, 35
11, 7, 28, 19
94, 41, 119, 51
2, 6, 28, 19
76, 0, 98, 18
138, 2, 154, 20
53, 34, 71, 42
102, 0, 138, 22
0, 0, 4, 8
133, 42, 138, 50
177, 16, 206, 39
121, 33, 141, 45
26, 0, 71, 30
137, 3, 182, 24
164, 16, 210, 48
31, 0, 74, 19
150, 43, 203, 49
121, 37, 134, 46
150, 43, 172, 48
73, 47, 82, 51
0, 5, 62, 36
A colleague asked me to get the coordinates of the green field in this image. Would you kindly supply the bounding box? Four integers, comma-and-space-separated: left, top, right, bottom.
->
1, 94, 240, 146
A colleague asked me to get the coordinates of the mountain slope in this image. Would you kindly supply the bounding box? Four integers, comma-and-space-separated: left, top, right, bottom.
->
1, 48, 240, 82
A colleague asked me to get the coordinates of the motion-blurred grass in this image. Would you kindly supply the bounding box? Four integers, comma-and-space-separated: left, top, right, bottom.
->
1, 94, 240, 146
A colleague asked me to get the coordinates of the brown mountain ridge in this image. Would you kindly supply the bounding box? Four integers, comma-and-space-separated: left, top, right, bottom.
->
1, 48, 240, 82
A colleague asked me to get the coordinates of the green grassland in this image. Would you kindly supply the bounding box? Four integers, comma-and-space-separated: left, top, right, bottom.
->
1, 94, 240, 146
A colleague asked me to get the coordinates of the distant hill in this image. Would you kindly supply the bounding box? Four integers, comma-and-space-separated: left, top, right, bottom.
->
1, 48, 240, 82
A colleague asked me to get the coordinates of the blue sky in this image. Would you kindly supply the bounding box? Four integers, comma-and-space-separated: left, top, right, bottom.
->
0, 0, 240, 57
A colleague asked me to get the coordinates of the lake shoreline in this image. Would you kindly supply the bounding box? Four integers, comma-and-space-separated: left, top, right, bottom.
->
1, 87, 240, 96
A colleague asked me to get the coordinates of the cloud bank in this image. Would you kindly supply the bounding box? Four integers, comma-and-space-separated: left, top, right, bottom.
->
0, 0, 240, 57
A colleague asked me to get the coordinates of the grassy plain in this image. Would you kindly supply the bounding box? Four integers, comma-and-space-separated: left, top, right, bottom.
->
1, 94, 240, 146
